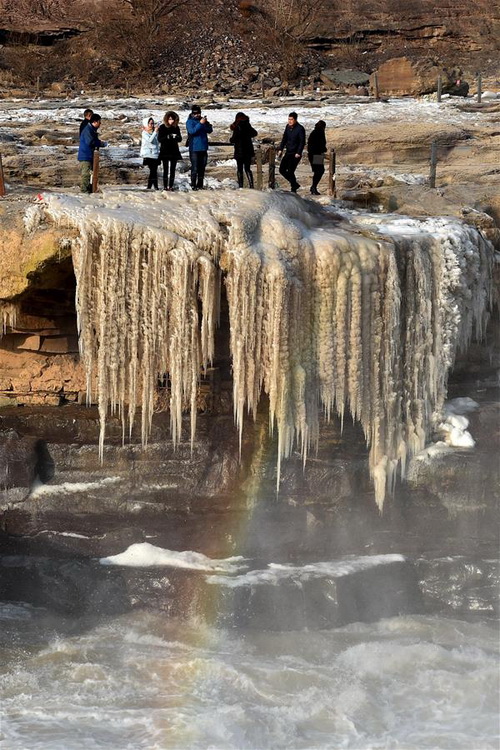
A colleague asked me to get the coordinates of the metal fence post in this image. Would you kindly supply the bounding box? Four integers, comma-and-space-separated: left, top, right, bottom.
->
437, 75, 442, 103
328, 148, 336, 197
477, 72, 482, 103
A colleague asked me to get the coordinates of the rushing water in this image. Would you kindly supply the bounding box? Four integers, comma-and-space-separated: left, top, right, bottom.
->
1, 594, 499, 750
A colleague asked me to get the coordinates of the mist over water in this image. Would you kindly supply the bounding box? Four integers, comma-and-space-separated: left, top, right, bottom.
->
1, 585, 498, 750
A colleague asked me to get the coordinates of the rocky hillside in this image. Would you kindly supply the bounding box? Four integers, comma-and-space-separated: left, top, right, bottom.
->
0, 0, 498, 94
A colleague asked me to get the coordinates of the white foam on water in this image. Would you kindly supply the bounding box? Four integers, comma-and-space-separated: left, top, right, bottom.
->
0, 612, 498, 750
207, 553, 405, 587
99, 542, 246, 572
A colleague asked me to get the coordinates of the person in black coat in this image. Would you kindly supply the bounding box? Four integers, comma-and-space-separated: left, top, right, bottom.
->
277, 111, 305, 192
158, 111, 183, 190
307, 120, 327, 195
230, 112, 258, 188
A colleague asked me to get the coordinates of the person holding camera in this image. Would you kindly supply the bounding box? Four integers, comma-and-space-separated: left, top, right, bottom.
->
78, 112, 107, 194
158, 111, 183, 191
277, 111, 305, 193
186, 104, 213, 190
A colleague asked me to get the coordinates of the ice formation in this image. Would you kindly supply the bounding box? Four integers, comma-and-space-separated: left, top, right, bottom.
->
42, 190, 492, 509
438, 414, 476, 448
0, 302, 17, 336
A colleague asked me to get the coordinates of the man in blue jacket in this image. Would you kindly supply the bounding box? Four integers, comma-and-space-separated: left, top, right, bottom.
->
186, 105, 213, 190
78, 113, 107, 193
277, 111, 305, 193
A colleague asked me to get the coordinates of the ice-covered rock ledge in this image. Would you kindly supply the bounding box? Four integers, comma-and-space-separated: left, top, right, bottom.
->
38, 189, 493, 509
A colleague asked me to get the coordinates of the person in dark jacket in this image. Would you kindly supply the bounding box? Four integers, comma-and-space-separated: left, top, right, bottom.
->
277, 111, 305, 193
79, 108, 93, 136
307, 120, 327, 195
78, 113, 107, 194
158, 111, 183, 191
186, 104, 213, 190
230, 112, 257, 188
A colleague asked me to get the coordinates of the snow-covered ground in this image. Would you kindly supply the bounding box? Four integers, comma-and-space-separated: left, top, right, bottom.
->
0, 94, 496, 131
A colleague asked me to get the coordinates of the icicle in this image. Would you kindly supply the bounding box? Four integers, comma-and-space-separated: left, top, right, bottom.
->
42, 192, 493, 510
0, 302, 18, 336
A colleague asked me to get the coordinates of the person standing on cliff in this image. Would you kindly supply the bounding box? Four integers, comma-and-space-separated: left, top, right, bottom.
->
186, 105, 213, 190
307, 120, 327, 195
77, 113, 107, 194
229, 112, 258, 188
277, 111, 305, 193
140, 116, 160, 190
79, 108, 93, 136
158, 111, 182, 191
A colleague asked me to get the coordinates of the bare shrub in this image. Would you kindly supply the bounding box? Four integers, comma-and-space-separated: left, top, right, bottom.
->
263, 0, 323, 40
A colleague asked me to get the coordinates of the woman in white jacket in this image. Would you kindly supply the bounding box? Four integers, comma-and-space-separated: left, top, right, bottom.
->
140, 116, 160, 190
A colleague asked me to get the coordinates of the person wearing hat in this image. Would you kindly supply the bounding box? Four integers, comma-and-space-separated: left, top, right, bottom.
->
186, 104, 213, 190
140, 115, 160, 190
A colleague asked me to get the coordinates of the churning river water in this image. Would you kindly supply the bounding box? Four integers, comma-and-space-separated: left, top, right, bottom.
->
1, 592, 498, 749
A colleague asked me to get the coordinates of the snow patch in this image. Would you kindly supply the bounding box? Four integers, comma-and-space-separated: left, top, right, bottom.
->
99, 542, 246, 572
30, 477, 123, 498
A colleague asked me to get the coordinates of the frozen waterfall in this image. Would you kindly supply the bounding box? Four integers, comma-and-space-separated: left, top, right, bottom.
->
42, 190, 492, 509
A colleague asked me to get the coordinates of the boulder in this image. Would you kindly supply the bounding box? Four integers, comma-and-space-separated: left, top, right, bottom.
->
371, 57, 445, 96
320, 69, 370, 88
0, 430, 52, 495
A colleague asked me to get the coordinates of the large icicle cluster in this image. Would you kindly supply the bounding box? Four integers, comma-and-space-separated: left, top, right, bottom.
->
43, 190, 492, 508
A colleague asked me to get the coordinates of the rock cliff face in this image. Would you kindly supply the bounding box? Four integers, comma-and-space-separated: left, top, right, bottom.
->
309, 0, 499, 77
0, 202, 85, 406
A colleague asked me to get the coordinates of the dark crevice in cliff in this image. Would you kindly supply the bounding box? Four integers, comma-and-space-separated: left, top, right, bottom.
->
307, 24, 454, 52
0, 28, 82, 47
